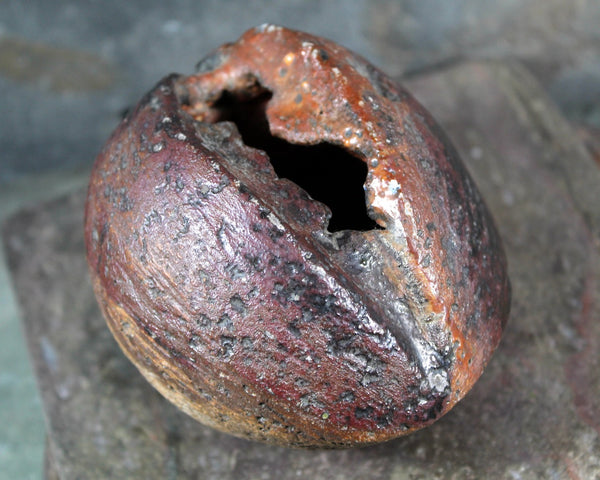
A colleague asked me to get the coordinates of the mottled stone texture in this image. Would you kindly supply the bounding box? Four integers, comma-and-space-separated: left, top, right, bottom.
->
4, 60, 600, 478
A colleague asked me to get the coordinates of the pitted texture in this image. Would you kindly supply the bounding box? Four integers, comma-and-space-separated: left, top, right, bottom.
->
85, 25, 510, 447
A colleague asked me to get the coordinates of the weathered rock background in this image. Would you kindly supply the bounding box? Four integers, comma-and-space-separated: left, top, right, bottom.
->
1, 1, 599, 479
1, 0, 599, 181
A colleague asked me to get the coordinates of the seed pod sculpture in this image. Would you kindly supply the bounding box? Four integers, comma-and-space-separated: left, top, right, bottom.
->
85, 25, 510, 448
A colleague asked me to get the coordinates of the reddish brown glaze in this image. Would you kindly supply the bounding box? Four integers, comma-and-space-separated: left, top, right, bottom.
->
85, 25, 510, 448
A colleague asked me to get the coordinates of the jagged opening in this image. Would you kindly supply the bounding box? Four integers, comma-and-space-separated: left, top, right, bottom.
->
211, 91, 382, 233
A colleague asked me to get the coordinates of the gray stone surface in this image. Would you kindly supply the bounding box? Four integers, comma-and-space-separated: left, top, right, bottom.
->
0, 170, 89, 480
4, 60, 600, 479
368, 0, 600, 128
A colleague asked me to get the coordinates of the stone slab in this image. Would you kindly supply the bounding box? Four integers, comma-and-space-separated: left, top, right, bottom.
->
4, 60, 600, 479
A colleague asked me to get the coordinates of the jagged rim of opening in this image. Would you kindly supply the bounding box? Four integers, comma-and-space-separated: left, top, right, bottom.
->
182, 85, 384, 233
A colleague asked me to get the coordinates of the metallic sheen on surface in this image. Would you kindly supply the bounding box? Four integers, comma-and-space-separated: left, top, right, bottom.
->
85, 25, 510, 448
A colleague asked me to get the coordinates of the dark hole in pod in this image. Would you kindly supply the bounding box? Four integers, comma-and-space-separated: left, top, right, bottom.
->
211, 91, 382, 233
